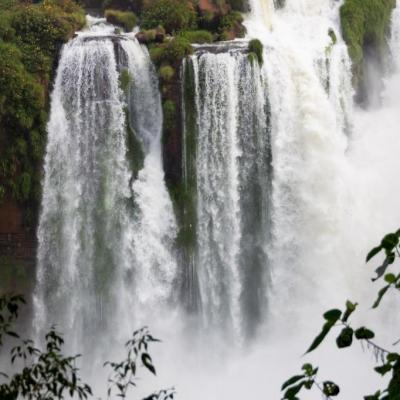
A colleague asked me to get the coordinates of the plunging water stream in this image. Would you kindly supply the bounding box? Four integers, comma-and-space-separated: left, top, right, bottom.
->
34, 18, 178, 356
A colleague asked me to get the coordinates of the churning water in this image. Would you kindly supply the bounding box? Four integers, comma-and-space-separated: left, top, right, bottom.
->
33, 1, 400, 398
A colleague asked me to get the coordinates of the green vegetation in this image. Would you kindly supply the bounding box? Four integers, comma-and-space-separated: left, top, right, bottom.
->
219, 11, 246, 40
163, 100, 176, 132
105, 9, 137, 31
119, 68, 132, 93
141, 0, 197, 34
248, 38, 263, 66
282, 229, 400, 399
159, 64, 175, 81
0, 294, 173, 399
179, 29, 214, 44
149, 36, 193, 66
328, 28, 337, 45
340, 0, 396, 90
0, 0, 85, 227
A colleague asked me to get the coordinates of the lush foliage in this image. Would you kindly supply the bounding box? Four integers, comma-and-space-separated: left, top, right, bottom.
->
282, 229, 400, 399
0, 0, 85, 225
218, 11, 245, 40
105, 9, 137, 32
141, 0, 196, 34
340, 0, 396, 90
179, 30, 214, 44
149, 36, 193, 66
0, 294, 174, 400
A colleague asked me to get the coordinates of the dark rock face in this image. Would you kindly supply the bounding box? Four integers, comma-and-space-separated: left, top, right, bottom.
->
162, 68, 183, 190
0, 199, 36, 295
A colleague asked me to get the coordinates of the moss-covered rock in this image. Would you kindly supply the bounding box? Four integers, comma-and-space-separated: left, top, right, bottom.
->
105, 9, 137, 31
248, 38, 263, 65
119, 68, 132, 94
340, 0, 396, 97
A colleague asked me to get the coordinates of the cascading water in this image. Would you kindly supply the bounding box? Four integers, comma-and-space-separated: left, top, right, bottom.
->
34, 18, 178, 357
183, 45, 271, 340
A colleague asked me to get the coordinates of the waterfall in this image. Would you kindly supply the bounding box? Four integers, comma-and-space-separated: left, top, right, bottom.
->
30, 0, 400, 398
167, 1, 400, 398
34, 18, 177, 354
183, 45, 271, 340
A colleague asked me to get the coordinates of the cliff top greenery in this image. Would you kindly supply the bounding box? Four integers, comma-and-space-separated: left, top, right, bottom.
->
340, 0, 396, 95
0, 0, 85, 227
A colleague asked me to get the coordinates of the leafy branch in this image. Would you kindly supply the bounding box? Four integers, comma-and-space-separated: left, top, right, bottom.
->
281, 229, 400, 400
0, 293, 174, 400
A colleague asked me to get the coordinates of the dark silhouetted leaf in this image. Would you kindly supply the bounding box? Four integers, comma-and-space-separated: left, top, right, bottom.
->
283, 381, 305, 399
323, 309, 342, 323
141, 353, 156, 375
375, 364, 392, 376
355, 327, 375, 340
364, 390, 381, 400
305, 322, 334, 354
281, 375, 304, 390
342, 300, 357, 322
336, 327, 353, 348
323, 381, 340, 396
373, 285, 390, 308
367, 246, 382, 262
381, 233, 398, 251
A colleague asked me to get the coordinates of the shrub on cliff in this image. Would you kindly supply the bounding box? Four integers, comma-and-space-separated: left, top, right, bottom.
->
0, 0, 85, 224
105, 9, 137, 31
149, 36, 193, 66
0, 43, 44, 131
219, 11, 246, 40
179, 29, 213, 43
141, 0, 197, 34
11, 0, 84, 57
0, 42, 45, 206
